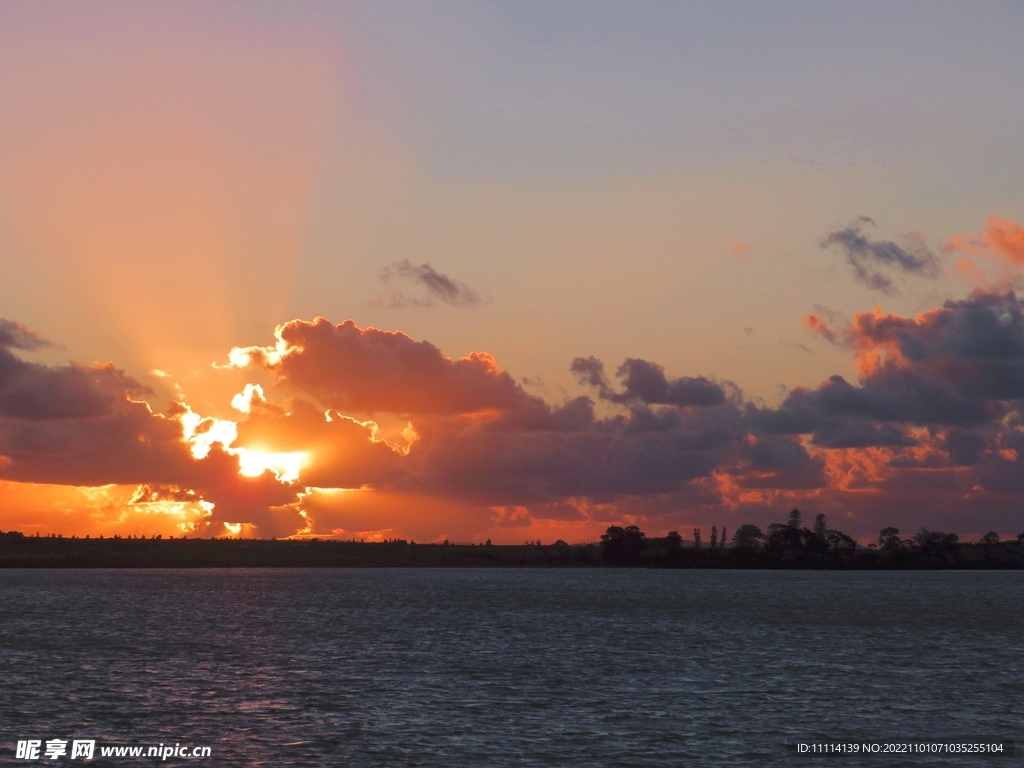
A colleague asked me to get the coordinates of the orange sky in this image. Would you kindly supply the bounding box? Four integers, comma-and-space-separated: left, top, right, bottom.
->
2, 2, 1024, 543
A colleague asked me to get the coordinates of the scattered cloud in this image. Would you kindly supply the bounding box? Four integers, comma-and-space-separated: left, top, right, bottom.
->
0, 319, 51, 351
7, 219, 1024, 540
822, 217, 939, 292
729, 241, 751, 259
377, 260, 481, 308
944, 216, 1024, 291
803, 314, 839, 344
571, 356, 729, 407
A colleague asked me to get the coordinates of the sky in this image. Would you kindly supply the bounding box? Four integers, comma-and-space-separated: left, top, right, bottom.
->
1, 0, 1023, 543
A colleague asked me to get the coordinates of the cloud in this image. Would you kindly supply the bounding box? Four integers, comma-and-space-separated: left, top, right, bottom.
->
0, 319, 51, 351
946, 216, 1024, 266
730, 241, 750, 259
403, 396, 748, 505
803, 314, 839, 344
228, 318, 531, 416
822, 217, 938, 292
0, 326, 310, 536
983, 217, 1024, 264
377, 260, 481, 308
944, 216, 1024, 292
570, 356, 729, 407
0, 348, 150, 422
233, 398, 406, 489
751, 291, 1024, 454
7, 285, 1024, 541
738, 436, 827, 489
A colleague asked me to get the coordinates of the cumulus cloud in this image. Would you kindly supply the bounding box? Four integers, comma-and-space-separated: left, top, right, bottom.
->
403, 395, 748, 505
0, 325, 310, 536
751, 291, 1024, 456
7, 282, 1024, 540
946, 216, 1024, 265
377, 260, 481, 308
570, 356, 728, 407
0, 347, 149, 422
228, 318, 530, 415
822, 217, 938, 292
233, 398, 406, 489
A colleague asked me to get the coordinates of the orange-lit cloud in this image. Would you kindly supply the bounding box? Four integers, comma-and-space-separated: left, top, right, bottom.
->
4, 287, 1024, 543
802, 313, 839, 344
227, 318, 530, 416
729, 241, 751, 259
944, 216, 1024, 291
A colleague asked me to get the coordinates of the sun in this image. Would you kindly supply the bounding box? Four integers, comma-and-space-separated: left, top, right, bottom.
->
177, 397, 308, 484
234, 448, 307, 484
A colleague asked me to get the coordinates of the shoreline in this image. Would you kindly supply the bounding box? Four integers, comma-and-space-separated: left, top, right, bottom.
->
2, 537, 1021, 569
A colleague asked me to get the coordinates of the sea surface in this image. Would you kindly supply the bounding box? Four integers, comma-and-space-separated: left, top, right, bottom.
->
1, 569, 1021, 766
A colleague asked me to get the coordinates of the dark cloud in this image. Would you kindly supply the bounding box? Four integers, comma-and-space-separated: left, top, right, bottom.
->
940, 428, 986, 467
378, 260, 481, 308
738, 436, 827, 489
752, 292, 1024, 449
0, 319, 51, 351
8, 284, 1024, 539
0, 396, 198, 486
215, 294, 1024, 525
846, 291, 1024, 405
0, 349, 149, 422
571, 356, 728, 407
403, 398, 746, 504
822, 217, 938, 292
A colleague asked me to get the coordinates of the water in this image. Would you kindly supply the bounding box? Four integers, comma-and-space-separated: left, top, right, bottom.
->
1, 569, 1021, 766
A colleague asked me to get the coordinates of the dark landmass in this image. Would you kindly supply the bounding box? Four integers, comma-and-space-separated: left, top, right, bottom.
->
1, 521, 1022, 569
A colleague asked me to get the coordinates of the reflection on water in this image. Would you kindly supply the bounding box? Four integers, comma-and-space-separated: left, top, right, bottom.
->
1, 569, 1021, 766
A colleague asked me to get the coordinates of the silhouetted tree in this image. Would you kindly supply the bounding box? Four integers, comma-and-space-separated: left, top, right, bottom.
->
601, 525, 647, 565
710, 526, 718, 549
720, 527, 727, 548
879, 527, 903, 552
824, 529, 856, 555
904, 529, 960, 565
787, 508, 803, 529
693, 528, 701, 549
731, 524, 765, 551
979, 531, 1000, 545
765, 522, 815, 561
909, 529, 957, 552
665, 531, 683, 550
814, 514, 827, 541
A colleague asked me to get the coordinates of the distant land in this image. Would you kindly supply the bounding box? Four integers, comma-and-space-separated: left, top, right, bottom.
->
1, 526, 1022, 569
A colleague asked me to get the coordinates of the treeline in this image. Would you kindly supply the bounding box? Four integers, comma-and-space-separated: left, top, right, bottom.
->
1, 514, 1022, 568
600, 509, 1024, 568
0, 534, 605, 568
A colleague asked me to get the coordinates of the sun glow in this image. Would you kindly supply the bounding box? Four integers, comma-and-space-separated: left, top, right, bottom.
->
179, 406, 239, 459
177, 397, 307, 483
234, 448, 307, 483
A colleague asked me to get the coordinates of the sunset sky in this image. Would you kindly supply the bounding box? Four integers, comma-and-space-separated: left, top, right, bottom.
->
2, 1, 1023, 543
